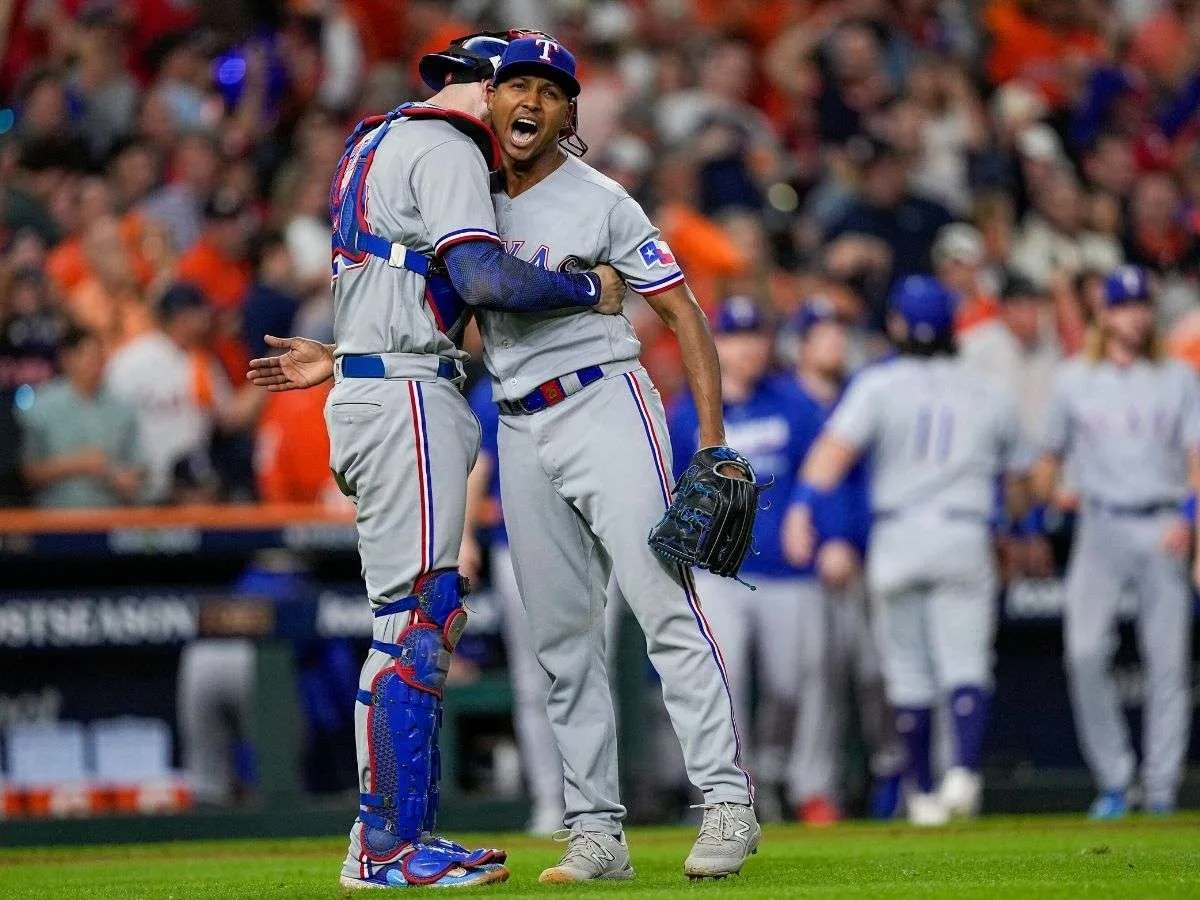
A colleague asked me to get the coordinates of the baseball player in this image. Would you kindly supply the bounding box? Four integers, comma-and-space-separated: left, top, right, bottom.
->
783, 276, 1029, 826
251, 32, 625, 890
251, 32, 761, 880
666, 296, 842, 823
783, 303, 905, 823
1033, 265, 1200, 819
460, 377, 566, 837
482, 36, 761, 882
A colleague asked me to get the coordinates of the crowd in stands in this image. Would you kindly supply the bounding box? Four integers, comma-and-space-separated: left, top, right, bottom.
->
1, 0, 1199, 509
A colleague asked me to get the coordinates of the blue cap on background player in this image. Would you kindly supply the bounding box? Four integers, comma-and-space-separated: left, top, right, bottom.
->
493, 36, 581, 98
891, 275, 956, 341
792, 296, 838, 337
1104, 265, 1152, 306
715, 296, 770, 334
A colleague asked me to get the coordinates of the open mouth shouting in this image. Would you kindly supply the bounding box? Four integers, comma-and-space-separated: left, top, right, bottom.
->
509, 116, 541, 150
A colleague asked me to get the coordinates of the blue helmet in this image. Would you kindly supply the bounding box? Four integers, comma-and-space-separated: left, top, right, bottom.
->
1104, 264, 1152, 307
419, 32, 512, 92
890, 275, 956, 343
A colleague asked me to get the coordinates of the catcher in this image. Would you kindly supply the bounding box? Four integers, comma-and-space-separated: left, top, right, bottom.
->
250, 31, 765, 882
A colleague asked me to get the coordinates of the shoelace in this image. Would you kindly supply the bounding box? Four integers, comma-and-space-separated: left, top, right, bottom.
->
690, 803, 737, 845
550, 829, 613, 867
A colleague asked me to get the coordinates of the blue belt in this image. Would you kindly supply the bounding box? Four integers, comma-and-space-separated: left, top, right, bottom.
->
498, 365, 605, 415
340, 354, 458, 380
1087, 499, 1176, 518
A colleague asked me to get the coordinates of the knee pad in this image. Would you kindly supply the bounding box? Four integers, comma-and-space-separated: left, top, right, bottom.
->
357, 570, 469, 840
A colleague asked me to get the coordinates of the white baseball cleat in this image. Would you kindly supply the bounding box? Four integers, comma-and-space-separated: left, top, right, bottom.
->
683, 802, 761, 879
907, 791, 950, 827
939, 767, 982, 819
538, 827, 634, 883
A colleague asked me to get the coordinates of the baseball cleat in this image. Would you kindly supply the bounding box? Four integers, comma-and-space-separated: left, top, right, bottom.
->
1146, 800, 1175, 817
683, 802, 761, 878
939, 767, 983, 819
339, 863, 509, 890
906, 791, 950, 827
1088, 790, 1128, 820
538, 827, 634, 883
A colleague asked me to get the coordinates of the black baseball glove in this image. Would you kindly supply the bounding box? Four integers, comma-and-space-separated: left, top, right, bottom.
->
648, 446, 768, 580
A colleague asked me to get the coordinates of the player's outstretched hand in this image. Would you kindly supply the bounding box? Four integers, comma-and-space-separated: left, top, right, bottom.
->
781, 502, 816, 568
591, 263, 626, 315
247, 335, 334, 391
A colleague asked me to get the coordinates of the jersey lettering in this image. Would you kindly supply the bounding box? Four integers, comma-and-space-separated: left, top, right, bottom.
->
530, 245, 552, 269
501, 240, 525, 256
913, 404, 955, 462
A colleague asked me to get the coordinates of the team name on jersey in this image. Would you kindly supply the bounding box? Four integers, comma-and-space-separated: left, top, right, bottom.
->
723, 416, 791, 475
502, 240, 552, 269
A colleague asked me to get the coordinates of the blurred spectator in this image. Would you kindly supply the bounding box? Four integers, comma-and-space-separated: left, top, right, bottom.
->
0, 267, 64, 393
141, 131, 221, 253
1129, 0, 1200, 87
104, 283, 264, 504
241, 232, 301, 361
1009, 167, 1123, 291
984, 0, 1105, 108
932, 224, 1000, 337
63, 214, 154, 353
19, 325, 142, 508
67, 6, 139, 162
255, 385, 337, 504
960, 275, 1063, 436
1123, 174, 1200, 326
827, 135, 954, 311
176, 190, 256, 381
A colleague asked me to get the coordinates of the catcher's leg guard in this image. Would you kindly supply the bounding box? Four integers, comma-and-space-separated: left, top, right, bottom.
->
348, 570, 505, 886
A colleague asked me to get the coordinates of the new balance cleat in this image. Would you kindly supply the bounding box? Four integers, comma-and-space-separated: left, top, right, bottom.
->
538, 827, 634, 883
684, 802, 761, 879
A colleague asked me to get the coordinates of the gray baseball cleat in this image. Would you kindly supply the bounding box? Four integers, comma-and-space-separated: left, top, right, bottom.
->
538, 827, 635, 884
684, 802, 761, 879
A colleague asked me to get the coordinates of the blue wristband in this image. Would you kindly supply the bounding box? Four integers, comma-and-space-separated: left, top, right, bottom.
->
1180, 493, 1197, 522
1017, 505, 1047, 537
791, 481, 817, 509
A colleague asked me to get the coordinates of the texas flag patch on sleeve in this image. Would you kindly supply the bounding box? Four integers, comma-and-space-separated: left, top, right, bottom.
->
638, 239, 677, 267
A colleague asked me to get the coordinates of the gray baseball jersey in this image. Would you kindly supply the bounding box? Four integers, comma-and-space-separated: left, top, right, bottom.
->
325, 109, 497, 876
1041, 358, 1200, 505
482, 154, 684, 401
330, 111, 499, 361
825, 356, 1023, 706
1043, 356, 1199, 807
479, 155, 751, 832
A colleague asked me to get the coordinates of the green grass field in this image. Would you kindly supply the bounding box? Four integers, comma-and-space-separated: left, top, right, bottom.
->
1, 815, 1198, 899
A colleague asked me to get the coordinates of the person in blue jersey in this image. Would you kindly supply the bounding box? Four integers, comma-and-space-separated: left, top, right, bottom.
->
782, 302, 905, 824
667, 295, 837, 822
459, 377, 566, 837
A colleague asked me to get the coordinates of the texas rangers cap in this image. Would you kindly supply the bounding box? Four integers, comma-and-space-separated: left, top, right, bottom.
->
1104, 265, 1152, 306
419, 32, 511, 92
493, 36, 581, 98
792, 296, 838, 337
891, 275, 956, 340
715, 296, 769, 334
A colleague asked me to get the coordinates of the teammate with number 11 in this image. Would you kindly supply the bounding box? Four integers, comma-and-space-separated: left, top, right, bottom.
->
783, 275, 1030, 826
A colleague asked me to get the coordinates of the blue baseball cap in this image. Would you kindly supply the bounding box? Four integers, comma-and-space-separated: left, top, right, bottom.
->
715, 296, 769, 334
792, 296, 838, 338
493, 36, 580, 98
890, 275, 956, 340
1104, 265, 1152, 306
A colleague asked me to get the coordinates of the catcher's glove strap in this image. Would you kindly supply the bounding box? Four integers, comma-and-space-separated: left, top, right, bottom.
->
498, 364, 606, 415
336, 353, 463, 384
